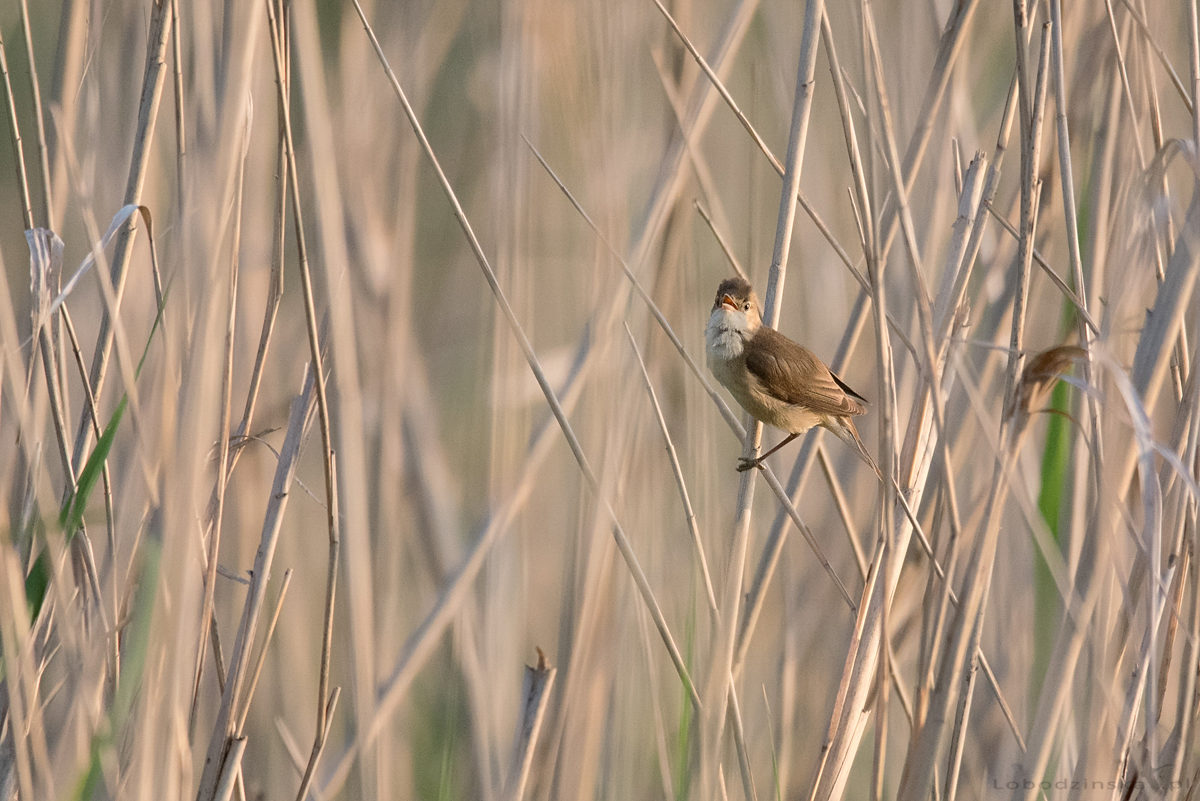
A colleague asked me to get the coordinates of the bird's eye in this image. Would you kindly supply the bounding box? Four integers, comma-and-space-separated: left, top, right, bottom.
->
742, 302, 751, 312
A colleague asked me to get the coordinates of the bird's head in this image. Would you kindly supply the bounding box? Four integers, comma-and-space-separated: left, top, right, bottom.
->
709, 276, 763, 334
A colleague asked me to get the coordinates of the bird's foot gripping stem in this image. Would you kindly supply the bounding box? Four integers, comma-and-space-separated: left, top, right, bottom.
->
736, 456, 765, 472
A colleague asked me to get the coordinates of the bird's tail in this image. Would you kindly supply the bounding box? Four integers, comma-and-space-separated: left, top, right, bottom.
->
828, 417, 883, 481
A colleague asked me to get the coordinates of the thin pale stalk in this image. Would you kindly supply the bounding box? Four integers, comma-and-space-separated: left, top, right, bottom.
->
295, 689, 341, 801
190, 96, 250, 730
211, 737, 247, 801
984, 203, 1098, 332
871, 628, 888, 801
70, 0, 172, 472
808, 538, 887, 801
814, 55, 1025, 801
626, 0, 761, 273
319, 325, 596, 795
649, 48, 737, 262
46, 0, 85, 229
703, 3, 826, 797
235, 570, 293, 733
727, 677, 758, 801
655, 0, 858, 274
352, 0, 700, 709
873, 0, 983, 267
0, 28, 34, 230
195, 368, 317, 801
1164, 536, 1199, 789
624, 324, 719, 619
694, 200, 748, 281
262, 1, 341, 758
170, 0, 186, 222
232, 0, 289, 449
1011, 529, 1108, 801
941, 636, 978, 801
1000, 16, 1050, 414
58, 307, 118, 649
897, 20, 1054, 799
16, 0, 52, 228
817, 444, 869, 575
504, 651, 557, 801
1190, 0, 1200, 147
936, 80, 1019, 356
1116, 0, 1192, 112
859, 12, 901, 798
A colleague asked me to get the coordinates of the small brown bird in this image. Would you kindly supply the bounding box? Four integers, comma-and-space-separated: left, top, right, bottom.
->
705, 276, 878, 475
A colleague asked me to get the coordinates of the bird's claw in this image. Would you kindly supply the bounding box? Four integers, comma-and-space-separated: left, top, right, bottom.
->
736, 457, 763, 472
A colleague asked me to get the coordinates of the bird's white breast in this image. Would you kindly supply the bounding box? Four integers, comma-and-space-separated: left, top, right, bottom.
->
705, 309, 748, 367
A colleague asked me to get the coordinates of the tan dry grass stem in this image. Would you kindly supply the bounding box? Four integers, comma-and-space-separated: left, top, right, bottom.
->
1, 1, 1199, 800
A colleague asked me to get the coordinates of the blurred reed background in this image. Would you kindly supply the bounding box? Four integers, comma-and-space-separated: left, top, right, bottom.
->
1, 0, 1199, 799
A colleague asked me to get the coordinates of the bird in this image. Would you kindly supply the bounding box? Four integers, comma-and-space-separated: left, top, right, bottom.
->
705, 276, 879, 476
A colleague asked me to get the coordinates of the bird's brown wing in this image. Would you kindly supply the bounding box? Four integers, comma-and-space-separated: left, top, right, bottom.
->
745, 327, 867, 417
829, 369, 869, 406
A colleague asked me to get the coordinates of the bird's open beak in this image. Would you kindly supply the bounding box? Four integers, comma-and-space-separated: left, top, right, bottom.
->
720, 294, 739, 312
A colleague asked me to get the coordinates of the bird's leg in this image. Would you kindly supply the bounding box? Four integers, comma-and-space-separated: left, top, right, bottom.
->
737, 432, 800, 471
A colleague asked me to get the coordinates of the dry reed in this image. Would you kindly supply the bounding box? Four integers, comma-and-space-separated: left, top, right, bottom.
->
0, 1, 1198, 800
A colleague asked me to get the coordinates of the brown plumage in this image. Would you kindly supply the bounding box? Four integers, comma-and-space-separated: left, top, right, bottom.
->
705, 276, 878, 475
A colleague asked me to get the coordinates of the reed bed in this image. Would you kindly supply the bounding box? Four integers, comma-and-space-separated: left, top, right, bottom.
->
1, 0, 1198, 799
